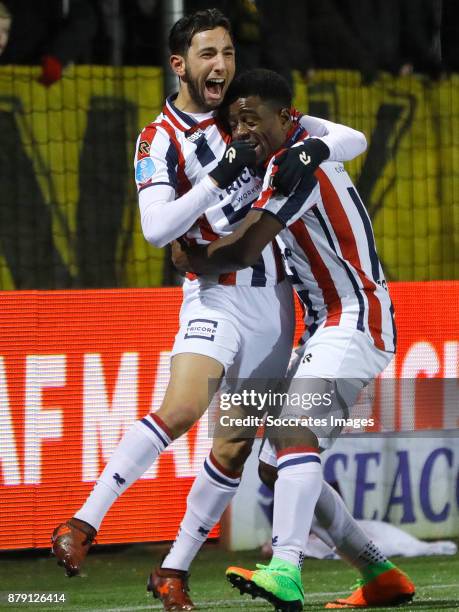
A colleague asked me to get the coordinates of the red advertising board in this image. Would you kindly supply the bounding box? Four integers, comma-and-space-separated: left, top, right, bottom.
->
0, 282, 458, 549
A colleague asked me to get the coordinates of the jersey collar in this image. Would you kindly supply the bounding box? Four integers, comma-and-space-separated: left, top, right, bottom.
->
163, 94, 216, 133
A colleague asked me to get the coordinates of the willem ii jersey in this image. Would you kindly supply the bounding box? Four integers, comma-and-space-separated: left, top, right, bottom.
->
134, 94, 282, 287
254, 125, 396, 353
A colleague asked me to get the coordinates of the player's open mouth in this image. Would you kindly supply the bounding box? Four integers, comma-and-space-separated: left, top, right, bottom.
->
205, 78, 225, 100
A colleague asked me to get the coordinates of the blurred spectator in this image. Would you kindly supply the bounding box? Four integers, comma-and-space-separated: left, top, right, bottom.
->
257, 0, 312, 88
0, 1, 11, 57
292, 0, 444, 84
0, 0, 97, 85
122, 0, 162, 66
295, 0, 397, 84
400, 0, 443, 79
442, 0, 459, 72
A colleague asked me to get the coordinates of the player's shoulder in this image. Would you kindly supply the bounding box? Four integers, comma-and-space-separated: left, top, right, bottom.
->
136, 115, 180, 158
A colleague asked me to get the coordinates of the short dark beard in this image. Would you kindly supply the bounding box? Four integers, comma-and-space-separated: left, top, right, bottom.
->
183, 66, 213, 112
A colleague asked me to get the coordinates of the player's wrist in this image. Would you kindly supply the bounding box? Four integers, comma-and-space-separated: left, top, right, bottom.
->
301, 138, 330, 163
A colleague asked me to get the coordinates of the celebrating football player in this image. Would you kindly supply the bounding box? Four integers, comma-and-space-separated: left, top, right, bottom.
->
173, 68, 415, 611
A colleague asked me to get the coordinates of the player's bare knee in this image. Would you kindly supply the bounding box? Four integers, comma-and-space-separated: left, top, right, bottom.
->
258, 461, 278, 490
156, 400, 204, 439
274, 424, 318, 452
212, 438, 253, 472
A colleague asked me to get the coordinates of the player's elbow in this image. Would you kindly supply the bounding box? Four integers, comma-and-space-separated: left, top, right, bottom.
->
143, 229, 169, 249
140, 218, 169, 248
354, 130, 367, 155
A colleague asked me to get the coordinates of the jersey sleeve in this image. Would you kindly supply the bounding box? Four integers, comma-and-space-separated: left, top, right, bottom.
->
297, 114, 367, 162
134, 123, 178, 193
252, 155, 320, 227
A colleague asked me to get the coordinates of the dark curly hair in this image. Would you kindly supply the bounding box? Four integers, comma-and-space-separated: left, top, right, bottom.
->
223, 68, 292, 110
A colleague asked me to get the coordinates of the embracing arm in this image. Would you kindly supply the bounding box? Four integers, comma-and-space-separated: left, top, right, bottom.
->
272, 116, 367, 196
139, 178, 222, 248
298, 115, 367, 161
136, 130, 256, 248
173, 210, 283, 275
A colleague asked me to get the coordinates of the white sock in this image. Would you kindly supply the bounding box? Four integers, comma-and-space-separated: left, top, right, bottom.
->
272, 447, 322, 568
313, 481, 387, 568
75, 414, 171, 530
310, 516, 335, 549
162, 452, 241, 571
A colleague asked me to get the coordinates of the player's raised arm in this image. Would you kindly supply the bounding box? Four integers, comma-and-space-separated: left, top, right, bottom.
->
135, 128, 256, 248
298, 114, 367, 161
272, 114, 367, 196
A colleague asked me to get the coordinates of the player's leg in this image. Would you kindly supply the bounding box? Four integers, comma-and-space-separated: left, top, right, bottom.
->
154, 282, 294, 609
51, 285, 242, 578
227, 327, 390, 610
51, 352, 224, 577
257, 456, 414, 608
164, 281, 294, 567
240, 328, 414, 608
314, 482, 415, 608
160, 404, 257, 574
228, 376, 326, 612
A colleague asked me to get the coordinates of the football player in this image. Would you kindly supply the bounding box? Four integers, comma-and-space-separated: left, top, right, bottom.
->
173, 68, 415, 611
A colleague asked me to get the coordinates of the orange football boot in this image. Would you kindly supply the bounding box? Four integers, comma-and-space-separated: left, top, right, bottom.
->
51, 518, 97, 577
325, 567, 415, 608
147, 566, 195, 611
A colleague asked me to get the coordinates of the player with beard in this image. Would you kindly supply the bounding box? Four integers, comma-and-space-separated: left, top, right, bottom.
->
51, 10, 370, 611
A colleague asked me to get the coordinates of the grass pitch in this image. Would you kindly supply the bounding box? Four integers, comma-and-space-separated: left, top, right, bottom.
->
0, 543, 458, 611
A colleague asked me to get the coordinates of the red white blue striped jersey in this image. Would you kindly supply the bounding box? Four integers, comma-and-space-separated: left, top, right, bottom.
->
254, 127, 396, 353
134, 95, 282, 286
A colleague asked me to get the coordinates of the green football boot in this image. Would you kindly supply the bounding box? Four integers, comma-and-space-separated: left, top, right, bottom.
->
226, 556, 304, 611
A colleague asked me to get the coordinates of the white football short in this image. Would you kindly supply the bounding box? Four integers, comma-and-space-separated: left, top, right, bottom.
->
171, 279, 295, 385
259, 324, 394, 463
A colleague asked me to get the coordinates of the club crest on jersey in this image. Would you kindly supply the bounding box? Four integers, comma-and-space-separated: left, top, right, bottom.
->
138, 140, 150, 157
135, 157, 155, 183
184, 318, 218, 341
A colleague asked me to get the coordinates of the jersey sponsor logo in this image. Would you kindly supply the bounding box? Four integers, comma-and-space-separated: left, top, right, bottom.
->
135, 157, 156, 183
186, 128, 204, 143
299, 151, 311, 166
184, 318, 218, 341
217, 167, 259, 200
302, 352, 312, 363
138, 140, 151, 157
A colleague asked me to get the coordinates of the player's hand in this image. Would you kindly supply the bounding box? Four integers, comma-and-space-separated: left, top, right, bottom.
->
171, 240, 190, 274
272, 138, 330, 196
209, 141, 257, 189
171, 239, 207, 274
